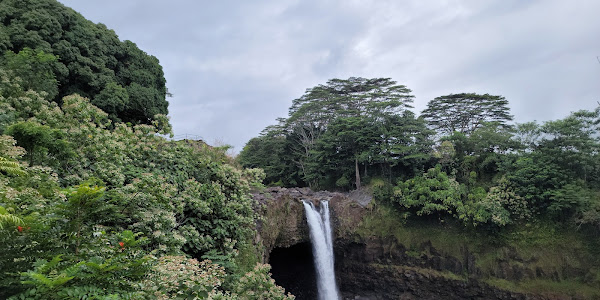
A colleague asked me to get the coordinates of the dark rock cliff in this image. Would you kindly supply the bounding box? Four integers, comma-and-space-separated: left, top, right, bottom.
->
334, 238, 580, 300
253, 187, 592, 300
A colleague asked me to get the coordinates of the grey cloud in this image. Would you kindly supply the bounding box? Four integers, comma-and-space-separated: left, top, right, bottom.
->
59, 0, 600, 152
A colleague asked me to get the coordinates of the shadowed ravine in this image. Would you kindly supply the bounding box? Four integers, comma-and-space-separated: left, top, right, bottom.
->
269, 242, 317, 299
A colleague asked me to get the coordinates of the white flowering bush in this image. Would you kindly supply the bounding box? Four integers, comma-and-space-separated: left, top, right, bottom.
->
0, 75, 285, 299
144, 256, 226, 299
485, 177, 531, 222
231, 264, 295, 300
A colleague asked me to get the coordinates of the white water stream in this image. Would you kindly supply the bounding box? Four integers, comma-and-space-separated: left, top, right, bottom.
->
302, 200, 340, 300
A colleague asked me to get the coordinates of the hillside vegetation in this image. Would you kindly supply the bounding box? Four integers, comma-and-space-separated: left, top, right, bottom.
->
0, 1, 293, 299
0, 0, 168, 125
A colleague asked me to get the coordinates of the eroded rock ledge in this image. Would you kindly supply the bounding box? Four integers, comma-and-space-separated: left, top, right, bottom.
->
253, 187, 370, 256
255, 187, 346, 259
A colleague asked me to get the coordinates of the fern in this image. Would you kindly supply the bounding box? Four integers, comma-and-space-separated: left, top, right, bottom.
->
0, 156, 26, 176
56, 285, 104, 299
0, 206, 24, 230
83, 260, 119, 273
21, 271, 74, 288
20, 256, 75, 291
37, 255, 63, 274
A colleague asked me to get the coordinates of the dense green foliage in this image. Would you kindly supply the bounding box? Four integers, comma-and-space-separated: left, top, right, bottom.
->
0, 74, 292, 298
421, 93, 513, 135
0, 0, 168, 124
240, 78, 600, 232
239, 77, 431, 190
0, 2, 293, 298
0, 80, 293, 299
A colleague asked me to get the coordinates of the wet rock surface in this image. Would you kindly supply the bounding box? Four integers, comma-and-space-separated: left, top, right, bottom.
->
254, 187, 363, 258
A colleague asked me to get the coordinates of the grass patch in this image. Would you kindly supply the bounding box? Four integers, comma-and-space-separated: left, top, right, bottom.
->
371, 263, 467, 282
357, 203, 488, 258
235, 240, 262, 273
485, 278, 600, 299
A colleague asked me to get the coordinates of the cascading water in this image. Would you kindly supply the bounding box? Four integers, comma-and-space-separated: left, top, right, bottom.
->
302, 200, 340, 300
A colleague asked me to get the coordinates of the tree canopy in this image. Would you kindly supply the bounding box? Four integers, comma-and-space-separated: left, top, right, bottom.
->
421, 93, 513, 135
0, 0, 168, 124
239, 77, 431, 190
240, 78, 600, 234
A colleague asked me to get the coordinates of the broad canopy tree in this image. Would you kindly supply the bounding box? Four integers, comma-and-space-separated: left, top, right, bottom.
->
287, 77, 416, 189
240, 77, 433, 190
422, 93, 513, 136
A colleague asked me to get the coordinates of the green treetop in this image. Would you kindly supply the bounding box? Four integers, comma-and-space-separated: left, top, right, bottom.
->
422, 93, 513, 136
0, 0, 168, 125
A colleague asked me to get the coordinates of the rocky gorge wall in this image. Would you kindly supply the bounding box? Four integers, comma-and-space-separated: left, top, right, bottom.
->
253, 187, 596, 300
253, 187, 370, 258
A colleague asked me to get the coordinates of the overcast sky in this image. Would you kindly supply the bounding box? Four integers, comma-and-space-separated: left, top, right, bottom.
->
59, 0, 600, 153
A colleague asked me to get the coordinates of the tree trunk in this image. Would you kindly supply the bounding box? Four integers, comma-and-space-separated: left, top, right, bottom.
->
355, 157, 361, 190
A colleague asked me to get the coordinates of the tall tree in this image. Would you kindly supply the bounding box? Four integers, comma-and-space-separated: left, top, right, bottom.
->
442, 122, 518, 183
286, 77, 414, 188
238, 122, 302, 187
505, 109, 600, 217
309, 116, 379, 189
537, 109, 599, 184
288, 77, 413, 123
371, 111, 433, 179
421, 93, 513, 136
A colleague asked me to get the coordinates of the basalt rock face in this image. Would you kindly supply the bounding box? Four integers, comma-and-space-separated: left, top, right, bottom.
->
254, 187, 362, 260
336, 238, 464, 279
334, 239, 581, 300
337, 263, 540, 300
253, 187, 309, 260
254, 188, 586, 300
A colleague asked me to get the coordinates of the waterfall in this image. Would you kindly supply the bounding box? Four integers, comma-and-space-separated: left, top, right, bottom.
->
302, 200, 340, 300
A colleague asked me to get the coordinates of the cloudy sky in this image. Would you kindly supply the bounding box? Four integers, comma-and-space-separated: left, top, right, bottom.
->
59, 0, 600, 153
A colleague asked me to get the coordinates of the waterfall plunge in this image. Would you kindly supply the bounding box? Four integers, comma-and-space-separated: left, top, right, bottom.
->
302, 200, 340, 300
